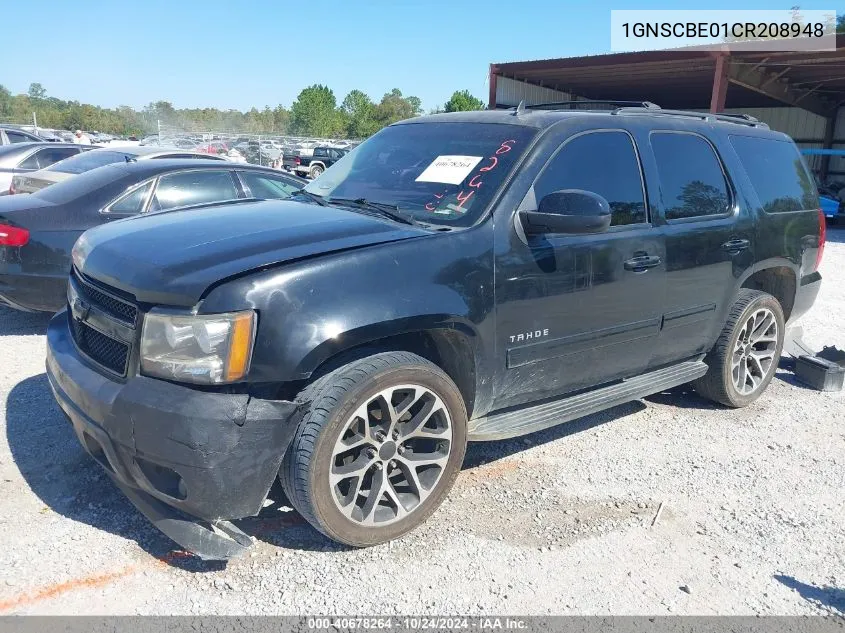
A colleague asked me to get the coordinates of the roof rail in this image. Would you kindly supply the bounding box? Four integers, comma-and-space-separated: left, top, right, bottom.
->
713, 112, 762, 123
522, 100, 661, 111
611, 107, 769, 129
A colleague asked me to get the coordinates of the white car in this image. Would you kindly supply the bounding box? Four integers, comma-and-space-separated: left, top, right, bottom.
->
10, 145, 228, 194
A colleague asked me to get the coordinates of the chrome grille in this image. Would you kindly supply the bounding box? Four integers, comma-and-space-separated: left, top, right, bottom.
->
70, 317, 130, 376
71, 269, 137, 324
68, 269, 138, 377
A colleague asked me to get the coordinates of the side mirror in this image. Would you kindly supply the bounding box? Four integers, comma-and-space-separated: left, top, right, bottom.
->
520, 189, 611, 235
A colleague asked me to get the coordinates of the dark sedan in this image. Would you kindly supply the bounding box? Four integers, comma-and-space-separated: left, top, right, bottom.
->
0, 160, 305, 312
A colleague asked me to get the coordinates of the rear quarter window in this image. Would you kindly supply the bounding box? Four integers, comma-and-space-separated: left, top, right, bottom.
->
729, 135, 818, 213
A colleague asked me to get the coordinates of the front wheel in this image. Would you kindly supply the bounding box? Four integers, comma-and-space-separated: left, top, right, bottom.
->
279, 352, 467, 546
693, 289, 785, 407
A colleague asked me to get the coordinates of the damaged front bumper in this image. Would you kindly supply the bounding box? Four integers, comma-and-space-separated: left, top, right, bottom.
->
45, 309, 301, 560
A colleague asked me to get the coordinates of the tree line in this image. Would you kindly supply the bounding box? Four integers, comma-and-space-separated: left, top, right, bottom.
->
0, 82, 485, 139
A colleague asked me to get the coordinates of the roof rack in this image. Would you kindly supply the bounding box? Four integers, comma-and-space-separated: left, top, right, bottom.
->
522, 100, 661, 111
611, 107, 769, 129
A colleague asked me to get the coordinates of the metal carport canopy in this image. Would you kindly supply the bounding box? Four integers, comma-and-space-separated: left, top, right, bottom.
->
489, 34, 845, 119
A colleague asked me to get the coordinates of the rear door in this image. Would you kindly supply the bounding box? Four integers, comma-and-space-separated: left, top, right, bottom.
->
646, 130, 754, 365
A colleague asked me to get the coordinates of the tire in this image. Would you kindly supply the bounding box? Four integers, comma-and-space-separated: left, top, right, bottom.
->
309, 165, 324, 179
693, 289, 785, 408
279, 351, 468, 547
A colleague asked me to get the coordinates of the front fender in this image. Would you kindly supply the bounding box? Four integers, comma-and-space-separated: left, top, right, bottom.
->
199, 226, 496, 386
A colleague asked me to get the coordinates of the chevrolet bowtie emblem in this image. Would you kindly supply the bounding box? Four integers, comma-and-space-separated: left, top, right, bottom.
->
73, 297, 91, 321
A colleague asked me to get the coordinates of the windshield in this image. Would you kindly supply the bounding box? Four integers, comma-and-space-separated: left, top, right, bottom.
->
49, 150, 137, 174
305, 122, 536, 227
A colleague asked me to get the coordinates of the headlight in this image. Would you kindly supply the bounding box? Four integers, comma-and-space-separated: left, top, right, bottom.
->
71, 233, 92, 271
140, 310, 256, 384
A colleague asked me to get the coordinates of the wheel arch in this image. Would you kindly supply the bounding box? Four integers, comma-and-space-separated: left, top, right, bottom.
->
738, 260, 798, 322
294, 319, 481, 418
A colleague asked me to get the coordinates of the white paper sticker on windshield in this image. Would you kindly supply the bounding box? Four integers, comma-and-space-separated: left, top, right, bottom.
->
415, 155, 483, 185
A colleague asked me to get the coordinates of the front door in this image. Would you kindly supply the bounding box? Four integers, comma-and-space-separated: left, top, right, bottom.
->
493, 129, 666, 411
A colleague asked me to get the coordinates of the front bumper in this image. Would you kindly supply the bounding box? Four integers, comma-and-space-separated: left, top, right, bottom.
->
46, 309, 302, 559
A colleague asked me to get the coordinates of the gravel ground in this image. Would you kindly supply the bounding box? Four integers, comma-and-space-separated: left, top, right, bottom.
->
1, 230, 843, 616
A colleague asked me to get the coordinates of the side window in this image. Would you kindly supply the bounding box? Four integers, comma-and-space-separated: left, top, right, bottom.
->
16, 152, 42, 170
239, 172, 299, 199
108, 181, 153, 215
314, 148, 327, 158
6, 131, 30, 144
729, 135, 817, 213
150, 170, 239, 211
32, 147, 79, 169
650, 132, 730, 220
534, 131, 647, 227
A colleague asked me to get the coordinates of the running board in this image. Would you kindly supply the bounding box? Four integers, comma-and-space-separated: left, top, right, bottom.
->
468, 360, 708, 441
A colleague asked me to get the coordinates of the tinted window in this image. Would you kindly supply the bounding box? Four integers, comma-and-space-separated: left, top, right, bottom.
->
150, 170, 238, 211
30, 147, 79, 169
109, 181, 153, 214
6, 131, 30, 144
729, 135, 817, 213
16, 152, 42, 170
651, 133, 730, 220
534, 131, 646, 226
50, 150, 135, 174
314, 148, 327, 157
239, 172, 299, 199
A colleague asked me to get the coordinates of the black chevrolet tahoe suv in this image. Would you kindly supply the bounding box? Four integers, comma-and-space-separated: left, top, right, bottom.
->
45, 105, 825, 559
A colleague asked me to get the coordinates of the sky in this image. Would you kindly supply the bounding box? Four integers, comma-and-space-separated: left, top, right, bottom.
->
0, 0, 838, 113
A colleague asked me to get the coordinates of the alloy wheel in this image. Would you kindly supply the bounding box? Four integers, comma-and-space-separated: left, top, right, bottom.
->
329, 384, 452, 526
731, 307, 779, 395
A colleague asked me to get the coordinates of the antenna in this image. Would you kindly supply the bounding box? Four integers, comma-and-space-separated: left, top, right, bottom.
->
513, 100, 526, 116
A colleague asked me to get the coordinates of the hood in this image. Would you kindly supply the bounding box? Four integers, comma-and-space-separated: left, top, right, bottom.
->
77, 199, 428, 306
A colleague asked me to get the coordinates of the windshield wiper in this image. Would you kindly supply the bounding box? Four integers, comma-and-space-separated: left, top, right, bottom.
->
292, 189, 329, 206
328, 198, 418, 226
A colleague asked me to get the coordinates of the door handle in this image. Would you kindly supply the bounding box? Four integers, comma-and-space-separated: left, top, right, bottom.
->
722, 238, 750, 253
624, 254, 662, 272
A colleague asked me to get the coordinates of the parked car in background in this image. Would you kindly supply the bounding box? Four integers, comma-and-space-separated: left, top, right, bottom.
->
168, 138, 198, 150
820, 193, 842, 222
290, 145, 349, 178
33, 129, 64, 142
258, 142, 283, 161
196, 141, 229, 155
0, 160, 304, 312
0, 126, 46, 145
9, 145, 228, 194
0, 143, 94, 195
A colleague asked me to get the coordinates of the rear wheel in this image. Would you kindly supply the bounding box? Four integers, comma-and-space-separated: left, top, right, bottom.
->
280, 352, 467, 546
310, 164, 324, 179
693, 289, 784, 407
